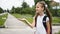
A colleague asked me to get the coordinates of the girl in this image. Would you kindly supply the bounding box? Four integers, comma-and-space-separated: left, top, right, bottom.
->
21, 1, 52, 34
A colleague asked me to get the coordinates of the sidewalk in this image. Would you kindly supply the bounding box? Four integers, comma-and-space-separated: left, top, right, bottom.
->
52, 26, 60, 34
0, 28, 34, 34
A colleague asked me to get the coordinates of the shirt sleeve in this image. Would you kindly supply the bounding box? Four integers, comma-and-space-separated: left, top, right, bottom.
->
46, 17, 49, 22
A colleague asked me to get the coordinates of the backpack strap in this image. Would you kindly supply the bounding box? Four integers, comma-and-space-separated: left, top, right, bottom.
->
43, 15, 48, 31
43, 15, 52, 34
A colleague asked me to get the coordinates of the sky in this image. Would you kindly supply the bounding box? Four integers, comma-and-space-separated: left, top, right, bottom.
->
0, 0, 35, 10
0, 0, 60, 10
54, 0, 60, 3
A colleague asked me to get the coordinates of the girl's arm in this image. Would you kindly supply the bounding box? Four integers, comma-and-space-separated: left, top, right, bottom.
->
46, 21, 50, 34
20, 17, 35, 28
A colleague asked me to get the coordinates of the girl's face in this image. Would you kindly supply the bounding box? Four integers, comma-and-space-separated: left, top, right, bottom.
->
36, 3, 44, 13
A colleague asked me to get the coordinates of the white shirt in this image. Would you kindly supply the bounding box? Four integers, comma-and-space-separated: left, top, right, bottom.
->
36, 14, 49, 34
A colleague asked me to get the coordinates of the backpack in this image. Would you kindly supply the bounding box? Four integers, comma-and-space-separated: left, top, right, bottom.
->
43, 15, 52, 34
35, 15, 52, 34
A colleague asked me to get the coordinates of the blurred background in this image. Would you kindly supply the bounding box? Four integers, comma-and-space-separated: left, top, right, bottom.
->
0, 0, 60, 34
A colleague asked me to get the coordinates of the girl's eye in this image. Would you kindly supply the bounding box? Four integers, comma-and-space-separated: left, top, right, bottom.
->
36, 7, 39, 8
37, 7, 39, 8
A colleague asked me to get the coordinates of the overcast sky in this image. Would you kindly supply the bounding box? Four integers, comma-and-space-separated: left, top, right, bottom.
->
54, 0, 60, 3
0, 0, 60, 10
0, 0, 34, 10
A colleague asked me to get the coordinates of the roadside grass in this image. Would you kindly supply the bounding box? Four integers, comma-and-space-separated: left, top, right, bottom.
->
52, 17, 60, 23
0, 13, 8, 26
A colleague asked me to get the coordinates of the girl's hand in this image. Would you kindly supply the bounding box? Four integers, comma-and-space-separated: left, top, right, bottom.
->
20, 18, 26, 20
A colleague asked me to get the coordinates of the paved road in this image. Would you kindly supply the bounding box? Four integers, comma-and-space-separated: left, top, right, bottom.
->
0, 28, 34, 34
52, 26, 60, 34
0, 13, 60, 34
0, 26, 60, 34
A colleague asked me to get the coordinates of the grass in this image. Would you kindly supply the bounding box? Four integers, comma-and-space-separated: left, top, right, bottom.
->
12, 13, 33, 23
12, 13, 60, 24
12, 13, 22, 18
52, 17, 60, 23
0, 13, 8, 26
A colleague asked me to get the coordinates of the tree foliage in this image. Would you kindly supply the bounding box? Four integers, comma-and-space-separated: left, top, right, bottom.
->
0, 7, 3, 13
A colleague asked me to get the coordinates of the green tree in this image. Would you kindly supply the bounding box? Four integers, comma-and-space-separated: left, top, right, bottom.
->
7, 9, 9, 13
57, 9, 60, 17
15, 7, 21, 14
22, 1, 29, 8
34, 0, 50, 4
0, 7, 3, 13
21, 1, 31, 14
34, 0, 51, 7
31, 5, 35, 16
10, 6, 15, 13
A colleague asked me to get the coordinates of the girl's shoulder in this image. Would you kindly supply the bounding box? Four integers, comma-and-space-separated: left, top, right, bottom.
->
43, 14, 49, 22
